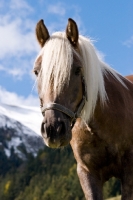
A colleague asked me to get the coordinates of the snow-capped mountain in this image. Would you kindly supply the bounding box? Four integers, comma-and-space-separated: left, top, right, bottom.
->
0, 102, 43, 136
0, 102, 44, 160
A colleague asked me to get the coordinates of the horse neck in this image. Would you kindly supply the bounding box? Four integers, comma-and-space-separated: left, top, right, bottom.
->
90, 72, 133, 134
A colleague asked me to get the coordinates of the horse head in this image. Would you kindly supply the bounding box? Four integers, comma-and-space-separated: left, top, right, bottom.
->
34, 19, 85, 148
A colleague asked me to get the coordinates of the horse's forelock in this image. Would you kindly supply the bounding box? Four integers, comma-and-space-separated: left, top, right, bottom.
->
38, 32, 74, 98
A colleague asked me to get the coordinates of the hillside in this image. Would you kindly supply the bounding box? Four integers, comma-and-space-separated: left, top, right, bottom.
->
0, 145, 121, 200
0, 114, 44, 159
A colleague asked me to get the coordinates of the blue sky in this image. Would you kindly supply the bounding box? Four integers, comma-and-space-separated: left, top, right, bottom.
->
0, 0, 133, 106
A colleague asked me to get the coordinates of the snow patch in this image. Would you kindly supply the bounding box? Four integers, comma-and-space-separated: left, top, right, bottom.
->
0, 102, 42, 136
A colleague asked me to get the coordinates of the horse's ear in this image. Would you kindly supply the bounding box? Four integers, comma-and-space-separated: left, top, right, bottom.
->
36, 19, 50, 47
66, 18, 79, 47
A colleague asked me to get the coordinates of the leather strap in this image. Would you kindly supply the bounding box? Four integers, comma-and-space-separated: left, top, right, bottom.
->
41, 95, 85, 120
41, 103, 76, 119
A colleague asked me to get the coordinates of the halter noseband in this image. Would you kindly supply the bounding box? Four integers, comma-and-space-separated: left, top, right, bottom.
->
41, 76, 87, 128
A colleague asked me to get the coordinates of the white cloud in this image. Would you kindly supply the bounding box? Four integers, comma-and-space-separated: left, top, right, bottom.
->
0, 64, 4, 71
0, 16, 38, 59
48, 3, 66, 16
10, 0, 33, 12
6, 68, 25, 78
0, 64, 24, 79
123, 36, 133, 48
0, 0, 84, 80
0, 57, 35, 79
0, 0, 39, 79
0, 86, 39, 107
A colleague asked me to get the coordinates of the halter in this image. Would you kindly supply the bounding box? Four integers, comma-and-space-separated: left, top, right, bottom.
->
41, 76, 87, 128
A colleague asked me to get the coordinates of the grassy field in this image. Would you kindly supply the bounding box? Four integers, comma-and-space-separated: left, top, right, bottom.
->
106, 196, 121, 200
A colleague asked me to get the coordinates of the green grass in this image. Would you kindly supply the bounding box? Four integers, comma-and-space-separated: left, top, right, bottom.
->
106, 196, 121, 200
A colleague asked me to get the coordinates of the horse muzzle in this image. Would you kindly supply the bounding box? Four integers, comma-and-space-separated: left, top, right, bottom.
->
41, 109, 72, 148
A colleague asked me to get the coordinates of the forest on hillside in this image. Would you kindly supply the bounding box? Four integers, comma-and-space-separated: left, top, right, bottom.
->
0, 145, 121, 200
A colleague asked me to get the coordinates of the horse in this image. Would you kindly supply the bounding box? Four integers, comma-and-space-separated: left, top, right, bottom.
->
33, 18, 133, 200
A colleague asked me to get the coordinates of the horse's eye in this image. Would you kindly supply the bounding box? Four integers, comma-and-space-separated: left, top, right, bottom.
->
75, 66, 81, 76
34, 70, 39, 76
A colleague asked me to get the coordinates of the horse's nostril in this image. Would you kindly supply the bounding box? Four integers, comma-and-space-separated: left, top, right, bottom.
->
56, 123, 62, 134
57, 122, 66, 135
41, 119, 66, 139
41, 122, 47, 138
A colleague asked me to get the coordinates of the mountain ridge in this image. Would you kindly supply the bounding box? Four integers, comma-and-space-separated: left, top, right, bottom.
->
0, 102, 44, 160
0, 102, 42, 136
